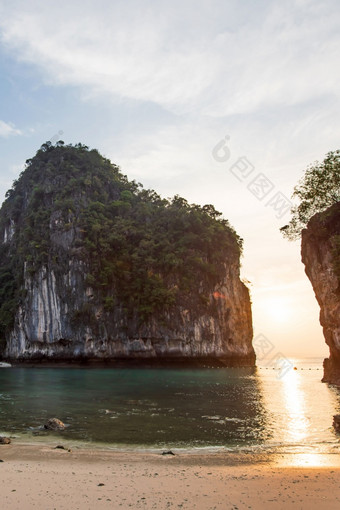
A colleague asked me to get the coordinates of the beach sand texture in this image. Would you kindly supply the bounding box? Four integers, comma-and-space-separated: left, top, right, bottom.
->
1, 445, 340, 509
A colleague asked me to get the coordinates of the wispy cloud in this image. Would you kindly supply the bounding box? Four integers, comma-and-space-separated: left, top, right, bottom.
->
0, 120, 21, 138
0, 0, 339, 116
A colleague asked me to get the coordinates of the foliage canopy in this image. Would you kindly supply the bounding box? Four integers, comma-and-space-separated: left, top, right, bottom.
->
280, 150, 340, 240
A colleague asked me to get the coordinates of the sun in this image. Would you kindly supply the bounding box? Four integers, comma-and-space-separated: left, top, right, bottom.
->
263, 296, 293, 323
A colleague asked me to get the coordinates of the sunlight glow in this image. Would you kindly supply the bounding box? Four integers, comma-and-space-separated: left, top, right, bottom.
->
286, 452, 337, 468
263, 296, 294, 323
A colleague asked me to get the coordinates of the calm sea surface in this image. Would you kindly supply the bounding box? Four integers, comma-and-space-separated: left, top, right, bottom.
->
0, 358, 339, 455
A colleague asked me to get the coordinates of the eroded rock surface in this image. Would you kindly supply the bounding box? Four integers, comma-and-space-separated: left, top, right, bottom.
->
44, 418, 66, 431
301, 202, 340, 384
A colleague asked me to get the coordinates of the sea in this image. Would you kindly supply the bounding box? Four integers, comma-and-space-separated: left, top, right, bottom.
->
1, 358, 340, 460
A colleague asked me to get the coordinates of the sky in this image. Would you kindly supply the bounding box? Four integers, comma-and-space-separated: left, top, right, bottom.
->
1, 0, 339, 358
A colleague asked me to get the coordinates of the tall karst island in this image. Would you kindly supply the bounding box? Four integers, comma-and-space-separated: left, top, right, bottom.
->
281, 149, 340, 385
301, 203, 340, 384
0, 142, 254, 365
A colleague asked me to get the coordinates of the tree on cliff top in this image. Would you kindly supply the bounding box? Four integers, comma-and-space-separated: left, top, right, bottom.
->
280, 150, 340, 240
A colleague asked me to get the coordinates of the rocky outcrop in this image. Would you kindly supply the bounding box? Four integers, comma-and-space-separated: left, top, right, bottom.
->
301, 202, 340, 384
0, 143, 254, 365
0, 437, 11, 444
4, 258, 253, 364
333, 415, 340, 433
44, 418, 66, 431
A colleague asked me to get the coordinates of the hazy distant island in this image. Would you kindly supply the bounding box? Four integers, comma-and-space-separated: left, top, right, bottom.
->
281, 150, 340, 385
0, 142, 254, 365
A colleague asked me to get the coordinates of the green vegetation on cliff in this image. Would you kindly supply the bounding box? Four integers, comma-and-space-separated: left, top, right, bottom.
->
281, 149, 340, 280
0, 142, 242, 342
280, 149, 340, 240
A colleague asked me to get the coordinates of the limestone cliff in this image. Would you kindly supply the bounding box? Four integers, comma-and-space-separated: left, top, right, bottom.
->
301, 202, 340, 384
0, 142, 254, 364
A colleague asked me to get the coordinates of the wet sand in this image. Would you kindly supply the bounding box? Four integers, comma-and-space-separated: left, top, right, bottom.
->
1, 444, 340, 509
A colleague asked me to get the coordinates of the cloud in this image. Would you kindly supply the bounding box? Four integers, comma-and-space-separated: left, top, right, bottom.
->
0, 0, 339, 116
0, 120, 21, 138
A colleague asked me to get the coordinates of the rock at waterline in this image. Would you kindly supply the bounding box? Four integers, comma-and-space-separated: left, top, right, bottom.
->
333, 415, 340, 432
0, 437, 11, 444
44, 418, 66, 431
162, 450, 175, 456
54, 445, 72, 452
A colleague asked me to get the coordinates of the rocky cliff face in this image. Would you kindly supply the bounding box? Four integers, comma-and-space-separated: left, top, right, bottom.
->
5, 257, 253, 363
0, 143, 254, 364
301, 202, 340, 384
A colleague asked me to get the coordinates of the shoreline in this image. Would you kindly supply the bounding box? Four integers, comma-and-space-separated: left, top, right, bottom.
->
1, 443, 340, 509
3, 437, 340, 465
0, 355, 257, 369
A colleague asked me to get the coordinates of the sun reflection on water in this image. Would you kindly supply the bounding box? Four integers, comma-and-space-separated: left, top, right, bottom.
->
260, 361, 340, 467
281, 368, 309, 443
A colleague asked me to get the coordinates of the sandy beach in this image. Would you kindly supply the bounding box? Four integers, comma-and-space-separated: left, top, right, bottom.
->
1, 444, 340, 509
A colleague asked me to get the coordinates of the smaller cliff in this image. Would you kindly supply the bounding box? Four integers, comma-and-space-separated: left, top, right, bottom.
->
0, 142, 254, 364
301, 202, 340, 384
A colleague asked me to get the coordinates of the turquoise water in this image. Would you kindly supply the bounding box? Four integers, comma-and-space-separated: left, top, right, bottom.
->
0, 358, 339, 453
